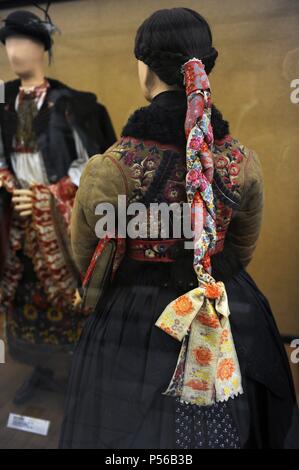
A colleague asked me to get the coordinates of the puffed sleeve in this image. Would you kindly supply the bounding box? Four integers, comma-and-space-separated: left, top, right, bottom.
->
212, 150, 264, 280
71, 150, 129, 276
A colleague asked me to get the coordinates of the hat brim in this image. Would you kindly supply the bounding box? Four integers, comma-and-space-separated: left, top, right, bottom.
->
0, 25, 51, 51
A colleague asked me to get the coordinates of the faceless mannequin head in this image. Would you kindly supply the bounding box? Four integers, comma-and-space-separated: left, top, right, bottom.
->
5, 34, 45, 80
138, 60, 155, 101
135, 8, 218, 102
138, 59, 180, 102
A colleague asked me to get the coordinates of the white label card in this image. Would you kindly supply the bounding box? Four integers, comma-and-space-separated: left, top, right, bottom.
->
7, 413, 50, 436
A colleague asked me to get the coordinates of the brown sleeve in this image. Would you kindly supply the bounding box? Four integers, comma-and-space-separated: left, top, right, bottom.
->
224, 150, 265, 268
212, 150, 265, 279
71, 152, 128, 276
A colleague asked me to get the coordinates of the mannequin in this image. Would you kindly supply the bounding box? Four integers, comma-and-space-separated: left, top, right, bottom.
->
0, 10, 116, 404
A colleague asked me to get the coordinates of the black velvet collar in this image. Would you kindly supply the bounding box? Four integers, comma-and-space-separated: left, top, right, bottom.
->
121, 90, 230, 148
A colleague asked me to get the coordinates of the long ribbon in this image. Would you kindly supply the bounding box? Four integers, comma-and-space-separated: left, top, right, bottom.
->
155, 58, 243, 406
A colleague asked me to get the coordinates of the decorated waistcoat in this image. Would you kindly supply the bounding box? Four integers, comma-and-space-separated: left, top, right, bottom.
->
78, 132, 252, 295
116, 134, 246, 261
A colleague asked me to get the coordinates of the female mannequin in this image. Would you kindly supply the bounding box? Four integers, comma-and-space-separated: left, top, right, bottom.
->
0, 10, 116, 404
60, 8, 295, 449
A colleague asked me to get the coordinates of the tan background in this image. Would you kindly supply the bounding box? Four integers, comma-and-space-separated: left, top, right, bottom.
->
0, 0, 298, 335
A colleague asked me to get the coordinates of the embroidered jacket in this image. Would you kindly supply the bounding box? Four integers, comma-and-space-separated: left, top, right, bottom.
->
71, 91, 264, 280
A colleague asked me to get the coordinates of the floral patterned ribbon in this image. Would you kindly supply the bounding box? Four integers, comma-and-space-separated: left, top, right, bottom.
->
155, 58, 243, 406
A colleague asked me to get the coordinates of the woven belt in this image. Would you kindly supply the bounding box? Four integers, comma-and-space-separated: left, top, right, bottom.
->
127, 239, 186, 263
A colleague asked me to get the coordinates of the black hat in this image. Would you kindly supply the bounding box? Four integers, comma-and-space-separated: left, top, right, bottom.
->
0, 10, 55, 51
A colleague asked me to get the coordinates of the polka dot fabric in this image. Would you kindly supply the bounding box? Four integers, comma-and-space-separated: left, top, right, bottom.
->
175, 398, 241, 449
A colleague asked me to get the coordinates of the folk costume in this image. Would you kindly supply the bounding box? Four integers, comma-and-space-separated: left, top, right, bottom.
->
59, 61, 295, 449
0, 11, 116, 385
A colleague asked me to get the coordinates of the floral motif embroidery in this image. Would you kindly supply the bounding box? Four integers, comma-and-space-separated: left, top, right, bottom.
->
174, 295, 194, 316
185, 379, 209, 391
0, 177, 85, 348
212, 136, 245, 209
217, 359, 235, 381
120, 137, 186, 207
205, 282, 223, 299
164, 182, 186, 203
193, 347, 213, 366
24, 304, 38, 321
221, 329, 229, 343
197, 311, 220, 329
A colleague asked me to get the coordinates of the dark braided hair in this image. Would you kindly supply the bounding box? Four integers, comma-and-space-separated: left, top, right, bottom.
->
134, 8, 229, 139
134, 8, 219, 87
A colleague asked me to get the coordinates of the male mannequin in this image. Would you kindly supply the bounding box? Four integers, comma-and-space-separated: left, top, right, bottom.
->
0, 10, 116, 404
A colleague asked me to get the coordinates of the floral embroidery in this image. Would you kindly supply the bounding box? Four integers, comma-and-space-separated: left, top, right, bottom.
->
221, 329, 229, 343
197, 311, 220, 329
119, 137, 186, 207
185, 379, 209, 391
164, 182, 186, 202
174, 295, 194, 316
24, 305, 38, 321
131, 163, 144, 179
193, 347, 212, 366
143, 154, 160, 171
204, 282, 223, 299
212, 136, 245, 209
229, 162, 240, 177
215, 155, 229, 169
123, 151, 135, 166
190, 137, 202, 149
46, 308, 64, 323
0, 176, 85, 348
217, 359, 235, 381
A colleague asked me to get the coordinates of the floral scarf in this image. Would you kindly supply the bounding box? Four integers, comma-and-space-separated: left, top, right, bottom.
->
155, 59, 243, 406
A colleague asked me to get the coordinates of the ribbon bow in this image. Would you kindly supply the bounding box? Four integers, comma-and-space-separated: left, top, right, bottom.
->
156, 279, 242, 405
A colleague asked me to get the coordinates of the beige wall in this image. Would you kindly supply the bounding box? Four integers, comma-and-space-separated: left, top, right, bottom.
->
0, 0, 298, 334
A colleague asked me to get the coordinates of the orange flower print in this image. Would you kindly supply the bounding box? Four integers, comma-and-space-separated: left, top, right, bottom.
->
185, 379, 209, 391
197, 312, 220, 329
221, 329, 229, 344
205, 282, 222, 299
193, 347, 212, 366
173, 295, 194, 316
217, 359, 235, 381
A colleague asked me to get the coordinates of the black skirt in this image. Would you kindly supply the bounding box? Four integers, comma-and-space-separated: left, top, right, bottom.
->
59, 255, 295, 449
6, 251, 84, 369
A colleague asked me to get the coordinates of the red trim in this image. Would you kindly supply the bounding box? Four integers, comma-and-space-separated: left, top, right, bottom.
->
127, 238, 185, 263
12, 146, 37, 153
82, 236, 112, 288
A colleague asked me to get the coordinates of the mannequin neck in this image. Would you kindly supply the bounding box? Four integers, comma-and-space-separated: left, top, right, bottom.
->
19, 69, 46, 90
